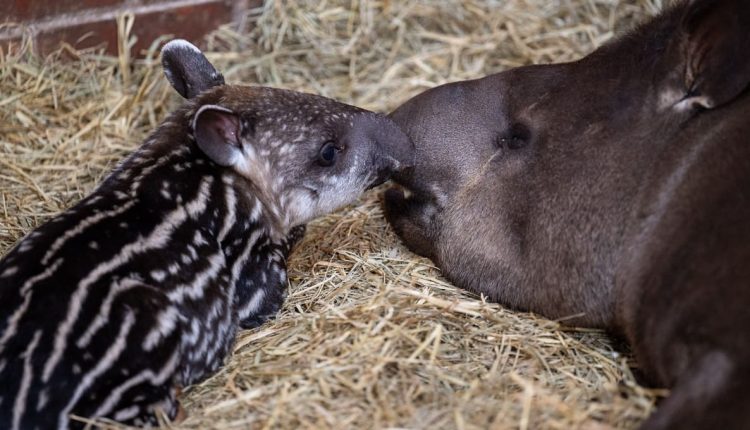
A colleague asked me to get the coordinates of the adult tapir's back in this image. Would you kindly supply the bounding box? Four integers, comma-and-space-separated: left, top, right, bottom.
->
385, 0, 750, 428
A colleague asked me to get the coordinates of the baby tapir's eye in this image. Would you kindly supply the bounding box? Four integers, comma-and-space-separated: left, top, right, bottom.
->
317, 141, 340, 167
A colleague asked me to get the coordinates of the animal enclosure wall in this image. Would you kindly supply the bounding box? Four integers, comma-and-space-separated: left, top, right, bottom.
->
0, 0, 666, 428
0, 0, 259, 56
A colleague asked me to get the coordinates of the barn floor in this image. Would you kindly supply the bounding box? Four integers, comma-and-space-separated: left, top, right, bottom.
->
0, 1, 668, 428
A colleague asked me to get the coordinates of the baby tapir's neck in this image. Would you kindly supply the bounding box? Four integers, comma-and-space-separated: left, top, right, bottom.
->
98, 110, 284, 244
0, 109, 297, 428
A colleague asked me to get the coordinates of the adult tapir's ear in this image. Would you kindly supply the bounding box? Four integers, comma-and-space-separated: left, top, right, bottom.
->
676, 0, 750, 109
192, 105, 241, 166
161, 39, 225, 99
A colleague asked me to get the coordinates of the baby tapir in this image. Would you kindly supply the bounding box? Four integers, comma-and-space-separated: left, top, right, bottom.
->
384, 0, 750, 428
0, 40, 413, 429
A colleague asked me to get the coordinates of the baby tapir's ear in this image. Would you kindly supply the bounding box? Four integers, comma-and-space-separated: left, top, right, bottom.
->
677, 0, 750, 109
192, 105, 242, 166
161, 39, 225, 99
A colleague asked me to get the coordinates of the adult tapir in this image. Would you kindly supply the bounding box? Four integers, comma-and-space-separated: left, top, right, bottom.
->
383, 0, 750, 428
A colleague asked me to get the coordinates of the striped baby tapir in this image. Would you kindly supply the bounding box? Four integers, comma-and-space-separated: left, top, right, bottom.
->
0, 40, 414, 429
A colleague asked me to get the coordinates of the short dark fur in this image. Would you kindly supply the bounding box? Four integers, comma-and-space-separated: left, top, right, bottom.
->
0, 41, 413, 429
384, 0, 750, 428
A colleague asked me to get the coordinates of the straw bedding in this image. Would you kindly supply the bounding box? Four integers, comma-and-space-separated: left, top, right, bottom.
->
0, 0, 669, 428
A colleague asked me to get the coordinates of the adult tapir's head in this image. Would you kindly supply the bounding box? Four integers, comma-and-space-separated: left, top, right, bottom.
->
384, 0, 750, 261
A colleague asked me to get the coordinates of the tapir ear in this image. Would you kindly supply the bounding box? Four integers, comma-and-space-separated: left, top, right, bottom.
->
192, 105, 242, 167
677, 0, 750, 110
161, 39, 225, 99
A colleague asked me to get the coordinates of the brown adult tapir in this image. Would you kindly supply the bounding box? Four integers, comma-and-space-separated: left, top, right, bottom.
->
383, 0, 750, 428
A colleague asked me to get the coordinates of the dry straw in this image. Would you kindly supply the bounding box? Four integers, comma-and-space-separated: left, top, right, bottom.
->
0, 0, 669, 428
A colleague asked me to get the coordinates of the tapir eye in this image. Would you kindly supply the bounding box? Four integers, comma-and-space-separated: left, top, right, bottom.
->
317, 141, 340, 167
503, 135, 527, 150
496, 123, 531, 150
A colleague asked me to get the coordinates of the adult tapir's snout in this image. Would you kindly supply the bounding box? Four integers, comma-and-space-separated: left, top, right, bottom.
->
347, 114, 416, 188
387, 76, 507, 201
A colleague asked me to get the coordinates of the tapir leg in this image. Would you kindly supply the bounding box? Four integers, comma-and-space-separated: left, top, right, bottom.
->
383, 188, 437, 259
235, 225, 306, 329
640, 351, 750, 430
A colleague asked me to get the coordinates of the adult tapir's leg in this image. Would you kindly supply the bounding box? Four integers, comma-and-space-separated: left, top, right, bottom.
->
383, 188, 438, 260
640, 353, 750, 430
622, 235, 750, 430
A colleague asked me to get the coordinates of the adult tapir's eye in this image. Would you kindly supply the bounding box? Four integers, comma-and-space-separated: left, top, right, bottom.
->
505, 135, 526, 150
317, 141, 339, 167
496, 123, 531, 150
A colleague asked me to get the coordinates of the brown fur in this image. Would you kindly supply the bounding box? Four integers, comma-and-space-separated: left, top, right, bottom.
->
384, 0, 750, 428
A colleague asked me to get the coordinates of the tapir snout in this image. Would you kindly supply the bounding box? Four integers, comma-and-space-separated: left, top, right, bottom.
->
347, 114, 416, 189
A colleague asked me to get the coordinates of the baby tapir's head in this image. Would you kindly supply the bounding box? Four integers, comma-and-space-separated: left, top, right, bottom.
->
162, 40, 414, 230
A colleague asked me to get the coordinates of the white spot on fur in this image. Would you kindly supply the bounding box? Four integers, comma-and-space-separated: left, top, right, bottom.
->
151, 270, 167, 282
167, 251, 226, 303
0, 266, 18, 278
239, 288, 266, 321
185, 318, 201, 346
193, 230, 208, 246
249, 198, 262, 223
86, 195, 103, 206
36, 389, 49, 411
113, 405, 140, 421
142, 306, 180, 351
